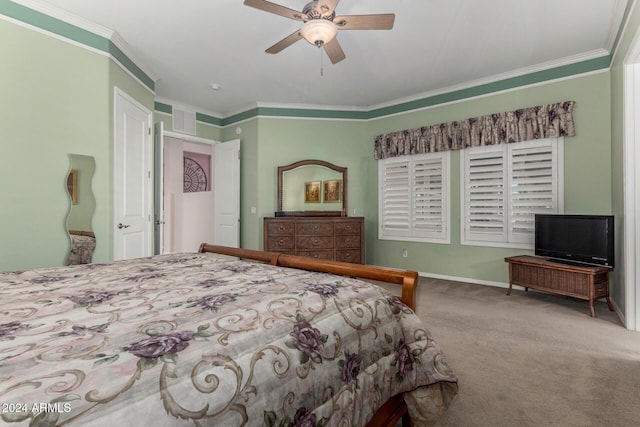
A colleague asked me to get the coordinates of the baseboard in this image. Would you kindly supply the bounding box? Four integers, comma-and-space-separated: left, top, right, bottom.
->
610, 298, 627, 327
417, 271, 526, 291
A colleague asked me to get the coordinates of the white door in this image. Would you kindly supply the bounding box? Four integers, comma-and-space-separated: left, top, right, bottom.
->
113, 88, 153, 260
154, 121, 165, 255
214, 139, 241, 247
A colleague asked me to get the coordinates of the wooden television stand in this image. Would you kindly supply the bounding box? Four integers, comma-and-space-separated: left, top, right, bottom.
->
505, 255, 614, 318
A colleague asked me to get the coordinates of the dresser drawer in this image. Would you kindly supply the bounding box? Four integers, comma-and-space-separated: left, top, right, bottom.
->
336, 250, 361, 263
335, 235, 360, 249
296, 250, 334, 260
266, 236, 295, 250
296, 236, 334, 249
266, 222, 295, 235
296, 222, 334, 235
336, 221, 361, 235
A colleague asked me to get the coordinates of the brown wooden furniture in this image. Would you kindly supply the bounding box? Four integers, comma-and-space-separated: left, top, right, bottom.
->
264, 216, 365, 264
198, 243, 418, 426
505, 255, 614, 317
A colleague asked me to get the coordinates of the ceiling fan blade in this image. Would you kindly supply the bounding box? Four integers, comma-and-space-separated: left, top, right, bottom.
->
323, 38, 346, 64
333, 14, 395, 30
244, 0, 307, 21
315, 0, 340, 16
265, 30, 304, 54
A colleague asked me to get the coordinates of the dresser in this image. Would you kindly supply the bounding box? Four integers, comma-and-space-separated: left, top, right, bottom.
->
263, 217, 364, 264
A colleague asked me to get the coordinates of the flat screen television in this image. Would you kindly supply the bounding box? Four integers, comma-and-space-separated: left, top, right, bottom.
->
534, 214, 614, 268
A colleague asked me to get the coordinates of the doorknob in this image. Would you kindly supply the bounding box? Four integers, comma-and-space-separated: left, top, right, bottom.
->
117, 223, 131, 229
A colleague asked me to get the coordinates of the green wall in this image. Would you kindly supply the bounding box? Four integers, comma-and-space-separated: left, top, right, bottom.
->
1, 20, 109, 270
365, 72, 613, 285
235, 118, 370, 250
0, 18, 153, 271
230, 72, 613, 289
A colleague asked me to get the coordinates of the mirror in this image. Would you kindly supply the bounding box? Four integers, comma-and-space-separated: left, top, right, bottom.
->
66, 154, 96, 265
277, 159, 347, 216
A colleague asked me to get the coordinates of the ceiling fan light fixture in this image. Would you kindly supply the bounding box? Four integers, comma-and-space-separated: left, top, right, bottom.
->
299, 19, 337, 46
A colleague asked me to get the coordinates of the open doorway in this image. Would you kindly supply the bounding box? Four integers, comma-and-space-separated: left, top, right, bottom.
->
163, 136, 214, 252
154, 122, 240, 254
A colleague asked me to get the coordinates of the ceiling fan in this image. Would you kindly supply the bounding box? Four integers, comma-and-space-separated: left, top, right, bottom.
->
244, 0, 395, 64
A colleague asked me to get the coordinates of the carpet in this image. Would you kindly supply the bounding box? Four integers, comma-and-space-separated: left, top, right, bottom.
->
380, 277, 640, 426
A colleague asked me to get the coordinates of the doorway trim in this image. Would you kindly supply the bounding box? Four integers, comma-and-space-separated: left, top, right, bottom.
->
623, 28, 640, 331
164, 130, 217, 145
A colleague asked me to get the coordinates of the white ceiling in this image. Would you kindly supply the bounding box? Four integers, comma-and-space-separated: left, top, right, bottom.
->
34, 0, 629, 117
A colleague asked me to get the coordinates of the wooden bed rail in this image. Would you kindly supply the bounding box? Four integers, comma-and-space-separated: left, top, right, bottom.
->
198, 243, 418, 311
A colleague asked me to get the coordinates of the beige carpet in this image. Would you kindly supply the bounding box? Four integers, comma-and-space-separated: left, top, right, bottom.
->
380, 277, 640, 426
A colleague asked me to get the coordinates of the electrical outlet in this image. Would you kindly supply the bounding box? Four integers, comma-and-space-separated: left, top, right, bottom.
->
402, 248, 408, 258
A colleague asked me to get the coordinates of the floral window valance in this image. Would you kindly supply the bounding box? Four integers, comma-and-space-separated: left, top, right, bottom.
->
374, 101, 575, 160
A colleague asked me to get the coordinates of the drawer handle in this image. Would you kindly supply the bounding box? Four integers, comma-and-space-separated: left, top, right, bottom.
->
345, 225, 352, 231
313, 225, 319, 231
278, 239, 285, 246
344, 253, 352, 260
345, 238, 352, 245
278, 225, 285, 231
313, 238, 319, 245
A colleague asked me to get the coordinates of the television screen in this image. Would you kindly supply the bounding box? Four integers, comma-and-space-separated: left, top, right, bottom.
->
534, 214, 614, 267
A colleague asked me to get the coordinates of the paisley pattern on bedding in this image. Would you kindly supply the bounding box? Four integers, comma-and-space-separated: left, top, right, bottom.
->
0, 253, 457, 426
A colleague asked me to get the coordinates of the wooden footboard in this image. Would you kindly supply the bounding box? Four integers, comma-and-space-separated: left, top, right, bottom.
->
198, 243, 418, 426
198, 243, 418, 311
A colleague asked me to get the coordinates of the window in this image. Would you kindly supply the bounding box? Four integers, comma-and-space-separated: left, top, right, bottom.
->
378, 152, 450, 243
460, 138, 564, 249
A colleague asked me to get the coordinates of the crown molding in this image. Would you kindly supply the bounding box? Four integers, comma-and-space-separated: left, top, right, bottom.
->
10, 0, 113, 38
9, 0, 157, 83
607, 0, 633, 52
367, 49, 610, 112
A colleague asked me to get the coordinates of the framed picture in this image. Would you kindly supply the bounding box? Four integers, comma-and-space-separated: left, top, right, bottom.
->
67, 169, 78, 205
304, 181, 321, 203
323, 179, 342, 203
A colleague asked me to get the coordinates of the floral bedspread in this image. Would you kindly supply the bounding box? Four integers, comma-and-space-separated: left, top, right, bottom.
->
0, 253, 457, 426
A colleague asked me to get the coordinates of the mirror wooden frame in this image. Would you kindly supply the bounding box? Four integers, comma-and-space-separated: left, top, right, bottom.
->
277, 159, 347, 217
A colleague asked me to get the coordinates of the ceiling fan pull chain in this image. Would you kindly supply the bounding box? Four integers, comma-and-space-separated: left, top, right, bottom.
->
320, 46, 324, 77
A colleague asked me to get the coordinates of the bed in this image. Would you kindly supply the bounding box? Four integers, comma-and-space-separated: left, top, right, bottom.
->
0, 244, 458, 426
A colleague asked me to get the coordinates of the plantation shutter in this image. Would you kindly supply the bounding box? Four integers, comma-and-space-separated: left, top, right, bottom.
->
508, 140, 559, 244
461, 137, 563, 248
379, 152, 450, 243
463, 146, 507, 243
413, 155, 447, 239
380, 157, 411, 238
